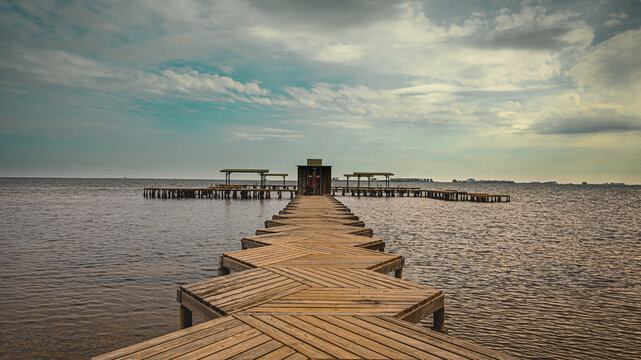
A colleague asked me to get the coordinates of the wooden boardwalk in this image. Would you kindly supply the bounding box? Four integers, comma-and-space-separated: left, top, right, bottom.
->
95, 195, 517, 359
144, 186, 510, 202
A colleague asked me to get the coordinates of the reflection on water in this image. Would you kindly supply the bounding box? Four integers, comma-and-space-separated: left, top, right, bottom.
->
0, 178, 640, 359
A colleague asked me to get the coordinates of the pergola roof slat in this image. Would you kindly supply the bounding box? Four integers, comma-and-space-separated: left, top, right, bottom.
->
220, 169, 270, 173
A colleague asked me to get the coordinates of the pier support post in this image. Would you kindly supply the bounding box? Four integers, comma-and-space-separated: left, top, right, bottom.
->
432, 307, 447, 333
394, 268, 403, 279
218, 266, 230, 276
179, 305, 192, 329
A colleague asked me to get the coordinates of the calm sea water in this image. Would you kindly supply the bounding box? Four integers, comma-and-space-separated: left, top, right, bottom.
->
0, 178, 639, 359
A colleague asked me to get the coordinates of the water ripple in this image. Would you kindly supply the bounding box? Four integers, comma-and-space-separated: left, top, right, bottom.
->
342, 183, 641, 359
1, 179, 640, 359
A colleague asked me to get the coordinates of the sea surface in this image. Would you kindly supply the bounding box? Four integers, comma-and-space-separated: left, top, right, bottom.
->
0, 178, 640, 359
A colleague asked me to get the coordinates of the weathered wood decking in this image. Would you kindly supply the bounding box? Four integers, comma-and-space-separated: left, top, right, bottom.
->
95, 314, 515, 360
95, 195, 517, 359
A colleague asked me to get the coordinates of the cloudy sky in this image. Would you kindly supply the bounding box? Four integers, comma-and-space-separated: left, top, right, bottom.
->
1, 0, 640, 183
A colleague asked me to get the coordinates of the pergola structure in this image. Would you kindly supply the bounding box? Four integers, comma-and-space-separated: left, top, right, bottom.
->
351, 171, 395, 189
344, 174, 355, 190
220, 169, 269, 187
262, 173, 288, 187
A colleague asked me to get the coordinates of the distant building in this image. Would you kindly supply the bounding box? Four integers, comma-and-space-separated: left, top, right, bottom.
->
390, 178, 433, 182
480, 180, 515, 184
452, 178, 478, 183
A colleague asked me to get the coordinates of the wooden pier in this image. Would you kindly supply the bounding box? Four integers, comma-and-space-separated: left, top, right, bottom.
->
144, 186, 297, 199
144, 186, 510, 202
95, 195, 517, 359
331, 187, 510, 202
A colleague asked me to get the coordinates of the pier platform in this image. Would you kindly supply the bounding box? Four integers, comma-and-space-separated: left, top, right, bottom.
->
144, 186, 296, 199
331, 187, 510, 202
177, 267, 442, 324
217, 244, 404, 278
96, 195, 517, 359
144, 186, 510, 202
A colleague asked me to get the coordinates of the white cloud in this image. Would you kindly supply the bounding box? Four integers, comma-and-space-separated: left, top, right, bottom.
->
232, 127, 301, 141
248, 3, 593, 89
0, 47, 271, 104
138, 69, 268, 97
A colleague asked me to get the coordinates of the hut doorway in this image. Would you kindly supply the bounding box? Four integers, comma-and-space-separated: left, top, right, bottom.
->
297, 159, 332, 195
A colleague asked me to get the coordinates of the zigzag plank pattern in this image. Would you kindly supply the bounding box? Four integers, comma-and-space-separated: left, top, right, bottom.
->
94, 195, 517, 360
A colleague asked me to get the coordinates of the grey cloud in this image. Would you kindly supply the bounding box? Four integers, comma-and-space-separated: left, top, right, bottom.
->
490, 27, 573, 49
570, 28, 641, 89
531, 114, 641, 134
465, 27, 574, 50
247, 0, 401, 28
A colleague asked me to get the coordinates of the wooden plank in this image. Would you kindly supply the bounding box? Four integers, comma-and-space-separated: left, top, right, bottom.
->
253, 346, 299, 360
281, 353, 308, 360
92, 317, 238, 360
199, 277, 298, 304
182, 268, 275, 293
275, 314, 383, 359
220, 283, 309, 314
234, 314, 333, 359
220, 255, 254, 272
266, 267, 345, 288
226, 340, 288, 360
178, 289, 225, 321
293, 315, 413, 359
371, 315, 518, 360
340, 269, 422, 289
141, 324, 257, 360
266, 218, 365, 228
304, 267, 379, 288
242, 314, 358, 359
171, 328, 262, 360
400, 294, 444, 324
242, 233, 385, 250
348, 315, 471, 360
198, 333, 274, 360
320, 315, 446, 360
